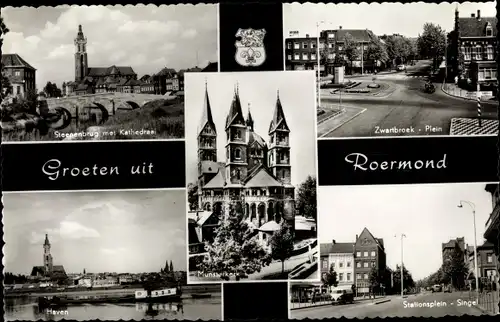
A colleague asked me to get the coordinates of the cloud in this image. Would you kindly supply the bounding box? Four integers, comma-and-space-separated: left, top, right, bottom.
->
181, 28, 198, 39
59, 221, 100, 239
2, 5, 218, 90
101, 247, 127, 255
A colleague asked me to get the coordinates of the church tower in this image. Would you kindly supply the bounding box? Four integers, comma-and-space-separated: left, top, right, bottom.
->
268, 90, 291, 185
225, 84, 248, 185
197, 81, 217, 208
74, 24, 88, 82
43, 234, 53, 275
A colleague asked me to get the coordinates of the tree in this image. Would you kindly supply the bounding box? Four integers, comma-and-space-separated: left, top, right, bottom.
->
392, 264, 415, 293
43, 81, 62, 98
198, 205, 272, 280
322, 263, 338, 288
343, 33, 360, 74
187, 183, 198, 211
442, 243, 468, 289
269, 221, 295, 275
368, 266, 381, 291
295, 175, 317, 221
1, 17, 12, 101
366, 36, 388, 72
417, 23, 446, 70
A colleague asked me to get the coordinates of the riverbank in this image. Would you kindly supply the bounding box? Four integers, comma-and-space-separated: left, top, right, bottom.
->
5, 284, 220, 299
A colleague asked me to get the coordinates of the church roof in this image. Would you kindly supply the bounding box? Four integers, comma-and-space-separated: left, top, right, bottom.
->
31, 266, 45, 276
244, 165, 283, 188
198, 83, 216, 134
203, 169, 226, 189
268, 91, 290, 133
225, 88, 245, 130
44, 234, 50, 246
248, 130, 266, 147
87, 66, 136, 77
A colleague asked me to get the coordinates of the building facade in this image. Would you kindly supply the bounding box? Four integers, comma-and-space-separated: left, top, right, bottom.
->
1, 53, 37, 98
196, 83, 296, 230
354, 228, 387, 295
467, 241, 499, 282
453, 9, 497, 92
442, 237, 467, 264
320, 241, 355, 287
483, 184, 500, 289
285, 28, 378, 76
65, 25, 137, 96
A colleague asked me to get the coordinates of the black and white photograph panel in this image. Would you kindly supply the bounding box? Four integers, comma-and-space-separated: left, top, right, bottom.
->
283, 2, 498, 138
1, 4, 218, 142
289, 183, 500, 319
3, 190, 222, 321
184, 71, 319, 282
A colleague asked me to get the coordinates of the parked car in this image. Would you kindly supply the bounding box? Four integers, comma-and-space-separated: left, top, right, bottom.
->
330, 286, 354, 305
443, 285, 452, 293
432, 284, 442, 293
397, 64, 405, 71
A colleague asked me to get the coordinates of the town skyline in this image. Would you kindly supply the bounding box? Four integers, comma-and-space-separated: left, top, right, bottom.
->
318, 183, 494, 281
184, 71, 318, 187
1, 4, 218, 91
3, 190, 187, 275
284, 2, 496, 38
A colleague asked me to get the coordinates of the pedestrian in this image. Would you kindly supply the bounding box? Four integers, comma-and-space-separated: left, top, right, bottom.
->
311, 290, 316, 304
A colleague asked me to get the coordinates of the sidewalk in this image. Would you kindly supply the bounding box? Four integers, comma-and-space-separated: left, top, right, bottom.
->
290, 294, 399, 310
449, 118, 499, 136
441, 83, 498, 106
317, 104, 366, 138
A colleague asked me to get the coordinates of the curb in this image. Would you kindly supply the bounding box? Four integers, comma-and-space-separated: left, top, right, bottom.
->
373, 299, 391, 305
318, 107, 367, 138
290, 303, 331, 311
440, 83, 498, 107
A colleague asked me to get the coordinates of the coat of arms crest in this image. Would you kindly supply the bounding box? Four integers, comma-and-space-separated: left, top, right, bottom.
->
234, 28, 266, 67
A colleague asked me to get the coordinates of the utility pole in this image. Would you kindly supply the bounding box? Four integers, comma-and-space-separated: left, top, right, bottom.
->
361, 41, 364, 75
395, 234, 406, 297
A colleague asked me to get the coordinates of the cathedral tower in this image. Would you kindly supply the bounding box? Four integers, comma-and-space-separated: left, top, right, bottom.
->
43, 234, 53, 275
74, 24, 88, 82
224, 84, 248, 185
268, 90, 291, 185
197, 81, 218, 208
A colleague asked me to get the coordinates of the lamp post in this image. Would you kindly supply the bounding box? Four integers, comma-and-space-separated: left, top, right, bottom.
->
458, 200, 479, 303
316, 21, 333, 110
395, 233, 406, 297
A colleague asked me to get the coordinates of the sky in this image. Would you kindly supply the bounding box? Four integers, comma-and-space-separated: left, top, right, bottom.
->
1, 4, 218, 91
3, 189, 187, 275
318, 183, 495, 281
184, 71, 318, 186
284, 1, 497, 38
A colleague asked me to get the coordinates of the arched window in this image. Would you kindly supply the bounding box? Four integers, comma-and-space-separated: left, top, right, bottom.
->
486, 23, 493, 37
235, 148, 241, 160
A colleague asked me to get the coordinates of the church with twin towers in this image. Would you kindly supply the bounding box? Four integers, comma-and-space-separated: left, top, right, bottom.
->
196, 82, 296, 229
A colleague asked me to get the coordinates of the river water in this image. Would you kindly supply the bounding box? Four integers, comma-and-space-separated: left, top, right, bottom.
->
5, 294, 222, 320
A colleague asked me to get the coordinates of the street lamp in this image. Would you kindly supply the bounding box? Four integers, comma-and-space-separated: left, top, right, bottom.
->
394, 233, 407, 297
458, 200, 479, 303
316, 21, 333, 110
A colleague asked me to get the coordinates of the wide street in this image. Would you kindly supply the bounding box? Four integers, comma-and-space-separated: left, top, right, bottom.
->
318, 60, 498, 138
291, 291, 486, 319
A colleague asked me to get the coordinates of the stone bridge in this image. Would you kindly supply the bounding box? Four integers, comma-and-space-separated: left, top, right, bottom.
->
45, 92, 174, 123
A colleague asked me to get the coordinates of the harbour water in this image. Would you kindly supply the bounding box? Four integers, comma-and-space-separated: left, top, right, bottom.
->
5, 293, 222, 321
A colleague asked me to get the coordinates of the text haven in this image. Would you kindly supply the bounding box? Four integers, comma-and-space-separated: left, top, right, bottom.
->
344, 153, 447, 171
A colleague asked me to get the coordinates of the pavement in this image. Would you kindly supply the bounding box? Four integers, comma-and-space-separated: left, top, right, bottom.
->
291, 291, 486, 319
189, 246, 318, 282
318, 60, 498, 138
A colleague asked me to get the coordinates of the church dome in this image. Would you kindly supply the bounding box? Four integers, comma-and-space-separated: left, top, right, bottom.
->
248, 130, 266, 147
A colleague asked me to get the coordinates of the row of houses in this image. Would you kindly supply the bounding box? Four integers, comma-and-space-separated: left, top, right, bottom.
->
64, 61, 218, 97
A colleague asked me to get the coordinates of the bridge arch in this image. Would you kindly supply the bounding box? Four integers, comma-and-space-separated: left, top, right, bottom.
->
50, 107, 73, 130
92, 103, 109, 124
125, 101, 141, 110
